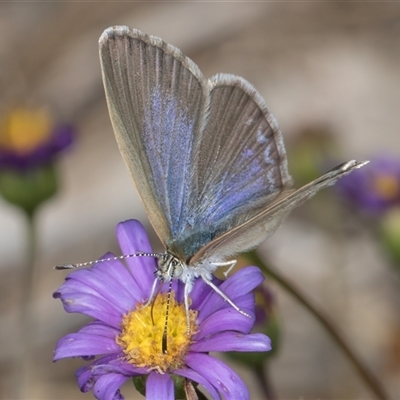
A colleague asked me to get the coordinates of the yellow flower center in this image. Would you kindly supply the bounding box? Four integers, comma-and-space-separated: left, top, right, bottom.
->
117, 292, 197, 372
373, 175, 400, 200
0, 108, 53, 154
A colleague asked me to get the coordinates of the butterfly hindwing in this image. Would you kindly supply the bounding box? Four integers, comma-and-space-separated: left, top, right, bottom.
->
191, 160, 367, 263
171, 74, 293, 260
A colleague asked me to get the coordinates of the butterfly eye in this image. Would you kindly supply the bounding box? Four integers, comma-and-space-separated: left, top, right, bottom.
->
171, 260, 183, 278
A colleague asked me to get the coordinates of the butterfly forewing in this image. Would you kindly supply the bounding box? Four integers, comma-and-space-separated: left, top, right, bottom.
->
99, 26, 207, 247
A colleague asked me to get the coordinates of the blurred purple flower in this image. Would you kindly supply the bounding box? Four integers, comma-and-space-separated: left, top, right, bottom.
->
0, 107, 73, 171
254, 284, 274, 326
53, 219, 271, 400
337, 156, 400, 214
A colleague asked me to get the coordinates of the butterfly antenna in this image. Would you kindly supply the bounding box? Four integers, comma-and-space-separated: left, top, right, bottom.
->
162, 279, 174, 354
54, 252, 159, 270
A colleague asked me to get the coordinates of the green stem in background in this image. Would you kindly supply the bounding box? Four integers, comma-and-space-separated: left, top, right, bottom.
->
245, 250, 390, 400
254, 363, 275, 400
14, 210, 37, 399
23, 210, 37, 317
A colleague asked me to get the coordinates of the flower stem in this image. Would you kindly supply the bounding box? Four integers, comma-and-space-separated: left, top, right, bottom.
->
254, 362, 275, 400
193, 385, 209, 400
245, 250, 389, 400
14, 210, 37, 399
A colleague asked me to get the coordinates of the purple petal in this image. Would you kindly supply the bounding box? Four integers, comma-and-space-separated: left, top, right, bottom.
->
219, 267, 264, 299
74, 354, 145, 395
195, 308, 255, 340
92, 358, 147, 377
185, 353, 249, 400
90, 254, 145, 303
76, 365, 94, 393
146, 372, 174, 400
56, 291, 123, 328
0, 123, 74, 170
189, 276, 217, 309
55, 275, 110, 303
63, 268, 135, 313
173, 367, 221, 400
56, 276, 103, 298
222, 293, 255, 315
78, 322, 120, 339
191, 332, 271, 353
51, 124, 74, 152
76, 354, 119, 392
117, 220, 156, 297
198, 292, 255, 325
54, 333, 120, 360
199, 267, 263, 321
337, 156, 400, 213
93, 373, 127, 400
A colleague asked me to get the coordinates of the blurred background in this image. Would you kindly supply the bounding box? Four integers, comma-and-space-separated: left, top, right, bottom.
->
0, 2, 400, 399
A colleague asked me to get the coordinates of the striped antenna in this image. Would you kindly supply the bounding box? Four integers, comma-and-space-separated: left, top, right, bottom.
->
162, 279, 174, 354
54, 252, 160, 270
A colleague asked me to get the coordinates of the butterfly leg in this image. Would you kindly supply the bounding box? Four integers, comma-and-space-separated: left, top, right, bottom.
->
211, 259, 237, 278
200, 274, 251, 318
184, 282, 192, 334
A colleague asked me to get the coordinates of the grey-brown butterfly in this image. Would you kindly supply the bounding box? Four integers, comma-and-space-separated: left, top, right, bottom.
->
85, 26, 367, 331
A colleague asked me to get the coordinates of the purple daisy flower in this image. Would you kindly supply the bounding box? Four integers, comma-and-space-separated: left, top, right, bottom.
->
337, 156, 400, 214
54, 219, 271, 400
0, 107, 73, 171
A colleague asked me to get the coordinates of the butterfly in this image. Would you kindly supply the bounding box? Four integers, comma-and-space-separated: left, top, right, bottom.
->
95, 26, 367, 329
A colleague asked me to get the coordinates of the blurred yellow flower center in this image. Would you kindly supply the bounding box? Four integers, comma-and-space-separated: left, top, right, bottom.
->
0, 108, 53, 154
373, 175, 400, 200
117, 292, 197, 372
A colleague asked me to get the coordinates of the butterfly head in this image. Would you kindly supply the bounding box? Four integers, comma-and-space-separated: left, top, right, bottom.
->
156, 252, 185, 282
